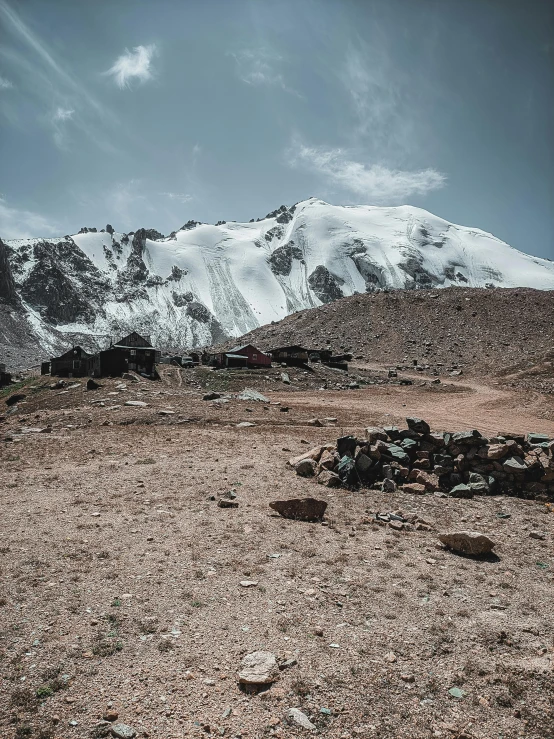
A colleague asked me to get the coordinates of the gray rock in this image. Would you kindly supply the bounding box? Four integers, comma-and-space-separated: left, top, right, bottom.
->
287, 707, 316, 730
269, 497, 327, 521
502, 456, 527, 473
295, 458, 317, 477
382, 478, 397, 493
527, 433, 550, 445
448, 483, 473, 499
236, 421, 256, 428
111, 725, 137, 739
468, 473, 489, 494
438, 531, 496, 556
281, 372, 291, 384
203, 392, 221, 401
237, 389, 269, 402
238, 651, 279, 685
124, 400, 147, 407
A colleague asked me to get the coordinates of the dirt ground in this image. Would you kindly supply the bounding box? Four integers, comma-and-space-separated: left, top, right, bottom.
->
1, 365, 553, 739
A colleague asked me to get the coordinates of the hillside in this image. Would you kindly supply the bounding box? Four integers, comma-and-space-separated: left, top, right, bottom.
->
2, 198, 554, 369
230, 287, 554, 387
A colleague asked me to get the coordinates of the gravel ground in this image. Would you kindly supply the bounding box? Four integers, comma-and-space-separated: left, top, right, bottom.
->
1, 368, 553, 739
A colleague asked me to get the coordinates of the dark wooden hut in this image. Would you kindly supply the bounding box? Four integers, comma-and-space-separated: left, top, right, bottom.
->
50, 346, 92, 377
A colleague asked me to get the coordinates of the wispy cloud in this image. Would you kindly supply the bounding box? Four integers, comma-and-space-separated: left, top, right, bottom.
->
105, 44, 157, 89
0, 0, 108, 119
0, 74, 14, 90
50, 106, 75, 148
231, 48, 300, 96
161, 192, 192, 204
0, 197, 60, 239
288, 142, 446, 203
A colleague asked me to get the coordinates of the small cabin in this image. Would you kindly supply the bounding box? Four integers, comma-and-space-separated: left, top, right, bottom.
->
50, 346, 92, 377
89, 332, 161, 378
214, 344, 271, 369
269, 345, 311, 366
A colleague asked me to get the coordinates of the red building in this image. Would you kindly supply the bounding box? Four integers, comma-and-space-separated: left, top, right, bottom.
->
215, 343, 271, 369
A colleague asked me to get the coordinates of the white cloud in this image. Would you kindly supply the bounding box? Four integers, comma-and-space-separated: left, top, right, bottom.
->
105, 44, 157, 89
52, 106, 74, 122
161, 192, 192, 204
0, 197, 60, 239
0, 74, 13, 89
50, 106, 75, 148
288, 143, 446, 203
231, 49, 300, 96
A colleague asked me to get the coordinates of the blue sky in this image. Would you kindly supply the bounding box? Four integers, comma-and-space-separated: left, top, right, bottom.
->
0, 0, 552, 259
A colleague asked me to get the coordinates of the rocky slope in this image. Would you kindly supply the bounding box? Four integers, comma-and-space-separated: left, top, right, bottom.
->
231, 287, 554, 385
2, 199, 554, 368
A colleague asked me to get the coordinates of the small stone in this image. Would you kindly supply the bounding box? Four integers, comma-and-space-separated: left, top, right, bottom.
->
384, 651, 397, 663
103, 710, 119, 722
124, 400, 147, 407
529, 531, 546, 540
203, 392, 221, 401
240, 580, 258, 587
307, 418, 323, 426
218, 499, 239, 509
236, 421, 256, 428
238, 651, 279, 685
111, 724, 137, 739
287, 708, 316, 730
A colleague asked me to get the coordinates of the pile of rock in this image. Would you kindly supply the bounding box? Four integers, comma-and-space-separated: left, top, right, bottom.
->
289, 417, 554, 499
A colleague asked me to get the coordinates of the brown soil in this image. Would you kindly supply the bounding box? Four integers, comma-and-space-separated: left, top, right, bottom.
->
1, 366, 553, 739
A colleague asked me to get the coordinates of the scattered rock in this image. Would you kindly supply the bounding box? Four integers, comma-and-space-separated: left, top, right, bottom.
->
5, 393, 25, 407
203, 392, 221, 401
111, 725, 137, 739
237, 389, 269, 402
124, 400, 147, 407
218, 499, 239, 509
86, 378, 101, 391
269, 497, 328, 521
438, 531, 496, 556
103, 710, 119, 722
307, 418, 324, 427
237, 421, 256, 428
238, 651, 279, 685
529, 531, 546, 540
294, 458, 317, 477
287, 708, 316, 731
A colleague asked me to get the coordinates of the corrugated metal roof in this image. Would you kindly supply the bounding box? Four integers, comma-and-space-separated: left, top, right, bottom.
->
225, 353, 248, 360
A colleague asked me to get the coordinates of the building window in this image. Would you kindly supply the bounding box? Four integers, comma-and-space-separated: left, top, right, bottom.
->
73, 360, 80, 369
252, 353, 257, 359
130, 349, 136, 356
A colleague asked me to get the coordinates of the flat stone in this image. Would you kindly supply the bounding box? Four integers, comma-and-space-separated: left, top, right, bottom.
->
237, 389, 269, 402
111, 725, 137, 739
236, 422, 256, 428
203, 392, 221, 401
527, 433, 550, 445
240, 580, 258, 587
448, 483, 474, 499
438, 531, 496, 556
502, 456, 528, 473
287, 708, 316, 731
158, 410, 175, 415
269, 497, 327, 521
238, 651, 279, 685
402, 482, 426, 495
124, 401, 147, 407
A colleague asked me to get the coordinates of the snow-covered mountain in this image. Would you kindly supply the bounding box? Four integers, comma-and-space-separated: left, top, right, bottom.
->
2, 198, 554, 359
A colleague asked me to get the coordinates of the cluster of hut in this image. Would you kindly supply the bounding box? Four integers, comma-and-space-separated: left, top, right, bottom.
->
41, 332, 351, 380
42, 332, 161, 380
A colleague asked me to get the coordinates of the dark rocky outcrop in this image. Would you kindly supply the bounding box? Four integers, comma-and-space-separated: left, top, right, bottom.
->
308, 265, 344, 303
0, 239, 19, 306
268, 242, 303, 276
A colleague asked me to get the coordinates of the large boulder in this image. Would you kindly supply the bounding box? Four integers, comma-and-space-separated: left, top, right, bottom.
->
438, 531, 496, 556
294, 459, 317, 477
